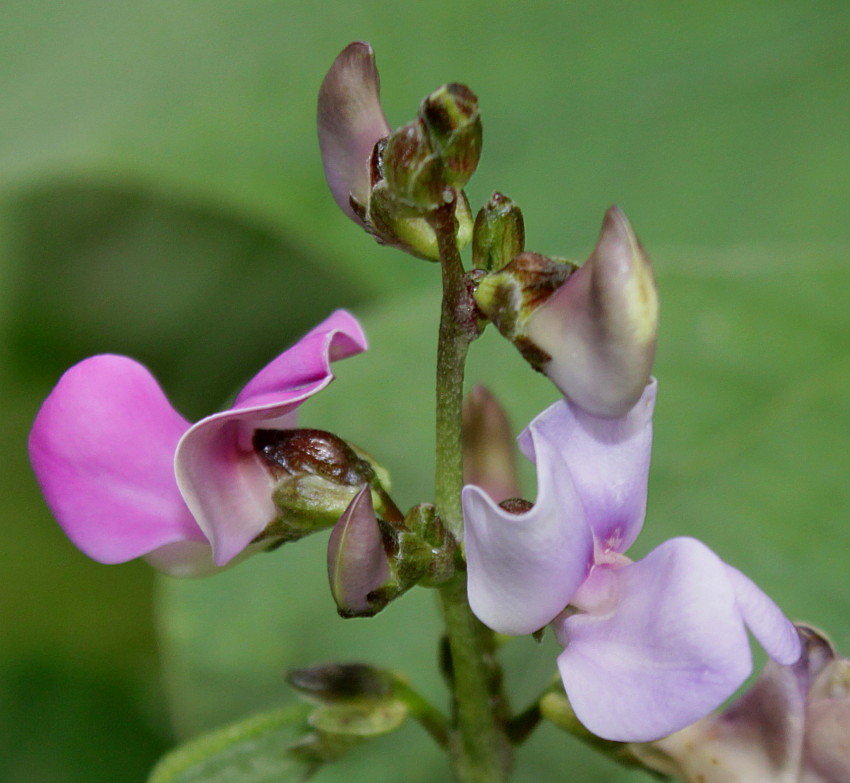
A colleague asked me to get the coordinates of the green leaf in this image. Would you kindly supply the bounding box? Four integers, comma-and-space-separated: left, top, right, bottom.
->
147, 703, 313, 783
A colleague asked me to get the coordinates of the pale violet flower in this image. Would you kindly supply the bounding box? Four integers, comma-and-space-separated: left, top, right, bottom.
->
29, 311, 367, 577
462, 380, 801, 742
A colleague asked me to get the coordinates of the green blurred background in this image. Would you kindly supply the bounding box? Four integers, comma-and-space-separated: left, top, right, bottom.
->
2, 1, 850, 780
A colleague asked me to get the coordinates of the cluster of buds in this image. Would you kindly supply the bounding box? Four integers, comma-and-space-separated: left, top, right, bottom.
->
255, 426, 456, 618
318, 42, 480, 260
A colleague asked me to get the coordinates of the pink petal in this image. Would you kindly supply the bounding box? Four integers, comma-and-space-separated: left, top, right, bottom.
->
28, 355, 203, 564
518, 379, 656, 554
175, 311, 368, 566
555, 537, 754, 742
318, 42, 391, 222
462, 432, 594, 636
327, 486, 391, 617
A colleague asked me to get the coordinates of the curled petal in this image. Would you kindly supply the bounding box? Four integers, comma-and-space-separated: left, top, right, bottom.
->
526, 206, 658, 417
462, 434, 594, 636
176, 311, 368, 566
556, 537, 771, 742
318, 42, 391, 222
518, 378, 656, 553
725, 565, 802, 666
28, 355, 202, 564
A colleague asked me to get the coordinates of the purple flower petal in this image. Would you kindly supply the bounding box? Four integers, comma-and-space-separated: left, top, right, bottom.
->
518, 379, 656, 554
318, 42, 391, 222
525, 206, 658, 417
463, 432, 594, 636
725, 564, 802, 666
555, 537, 755, 742
28, 355, 203, 564
175, 311, 368, 566
327, 486, 391, 617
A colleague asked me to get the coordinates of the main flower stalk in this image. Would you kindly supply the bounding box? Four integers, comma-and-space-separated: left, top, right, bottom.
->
429, 201, 512, 783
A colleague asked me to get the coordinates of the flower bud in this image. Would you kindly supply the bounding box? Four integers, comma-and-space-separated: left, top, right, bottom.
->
327, 487, 394, 618
472, 192, 525, 272
474, 206, 658, 418
319, 43, 476, 262
420, 83, 482, 190
462, 385, 521, 503
382, 119, 448, 211
287, 663, 394, 704
253, 429, 389, 546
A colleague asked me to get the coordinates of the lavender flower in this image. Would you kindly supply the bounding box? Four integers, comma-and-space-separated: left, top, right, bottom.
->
462, 381, 801, 741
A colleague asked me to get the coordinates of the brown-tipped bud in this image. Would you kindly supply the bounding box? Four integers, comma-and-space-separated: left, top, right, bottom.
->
382, 119, 448, 211
462, 385, 521, 503
327, 487, 395, 618
474, 207, 658, 418
420, 83, 482, 190
472, 192, 525, 272
473, 251, 576, 345
252, 429, 392, 544
287, 663, 394, 704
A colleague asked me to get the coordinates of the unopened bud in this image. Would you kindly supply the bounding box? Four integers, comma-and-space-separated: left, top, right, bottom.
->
472, 192, 525, 272
474, 207, 658, 418
462, 385, 520, 503
327, 487, 394, 618
252, 429, 390, 544
420, 83, 482, 190
382, 119, 448, 211
287, 663, 393, 704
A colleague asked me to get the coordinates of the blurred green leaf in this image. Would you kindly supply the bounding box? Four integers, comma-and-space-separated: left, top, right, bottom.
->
148, 703, 312, 783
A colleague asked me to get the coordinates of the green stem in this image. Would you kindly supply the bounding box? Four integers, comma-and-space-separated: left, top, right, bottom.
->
428, 202, 512, 783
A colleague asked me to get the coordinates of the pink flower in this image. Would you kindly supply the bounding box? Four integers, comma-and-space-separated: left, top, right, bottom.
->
29, 311, 367, 576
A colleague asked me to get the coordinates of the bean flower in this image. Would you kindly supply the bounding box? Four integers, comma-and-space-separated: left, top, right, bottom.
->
462, 380, 801, 741
29, 310, 367, 577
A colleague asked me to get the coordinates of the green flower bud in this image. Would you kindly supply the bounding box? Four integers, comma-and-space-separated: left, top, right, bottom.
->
382, 119, 448, 211
420, 83, 482, 190
472, 192, 525, 272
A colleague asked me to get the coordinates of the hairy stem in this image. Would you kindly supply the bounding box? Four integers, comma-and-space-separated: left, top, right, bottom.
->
429, 202, 512, 783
